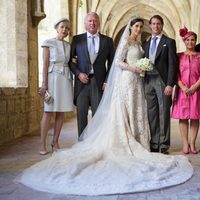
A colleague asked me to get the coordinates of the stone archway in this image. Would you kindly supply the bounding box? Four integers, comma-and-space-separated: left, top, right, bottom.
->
68, 0, 200, 52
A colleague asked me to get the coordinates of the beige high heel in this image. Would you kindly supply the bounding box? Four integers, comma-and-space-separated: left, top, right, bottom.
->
39, 150, 48, 155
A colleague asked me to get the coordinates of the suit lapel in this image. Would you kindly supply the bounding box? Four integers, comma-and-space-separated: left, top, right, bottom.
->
92, 33, 105, 63
98, 34, 104, 55
82, 33, 90, 62
146, 39, 151, 58
155, 35, 166, 60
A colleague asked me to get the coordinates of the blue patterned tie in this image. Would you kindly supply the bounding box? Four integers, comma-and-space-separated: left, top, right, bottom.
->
151, 36, 158, 54
89, 36, 95, 55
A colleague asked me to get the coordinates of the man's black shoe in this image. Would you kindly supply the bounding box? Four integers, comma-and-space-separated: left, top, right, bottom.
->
150, 147, 159, 152
161, 148, 169, 154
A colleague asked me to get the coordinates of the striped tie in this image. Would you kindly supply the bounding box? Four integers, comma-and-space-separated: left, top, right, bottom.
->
151, 36, 158, 54
89, 36, 95, 55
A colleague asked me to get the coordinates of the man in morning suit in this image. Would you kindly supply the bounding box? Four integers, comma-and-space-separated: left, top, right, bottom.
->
70, 12, 115, 138
142, 15, 178, 154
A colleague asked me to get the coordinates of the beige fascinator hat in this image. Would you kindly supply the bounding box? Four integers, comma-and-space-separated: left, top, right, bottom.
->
54, 18, 70, 29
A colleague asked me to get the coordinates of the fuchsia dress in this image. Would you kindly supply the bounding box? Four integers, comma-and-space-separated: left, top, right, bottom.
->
172, 52, 200, 119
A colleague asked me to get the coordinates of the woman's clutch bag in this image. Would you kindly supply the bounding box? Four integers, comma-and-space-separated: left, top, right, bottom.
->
39, 89, 54, 104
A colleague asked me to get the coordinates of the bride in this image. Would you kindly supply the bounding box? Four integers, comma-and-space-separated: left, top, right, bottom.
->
16, 17, 193, 196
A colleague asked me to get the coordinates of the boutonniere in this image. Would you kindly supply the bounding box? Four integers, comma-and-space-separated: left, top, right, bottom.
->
163, 44, 167, 47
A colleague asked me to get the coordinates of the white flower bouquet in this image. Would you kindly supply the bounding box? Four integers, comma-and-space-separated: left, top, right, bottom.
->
135, 57, 153, 77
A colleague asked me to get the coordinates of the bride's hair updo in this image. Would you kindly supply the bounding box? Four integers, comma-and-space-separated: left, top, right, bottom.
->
129, 17, 144, 34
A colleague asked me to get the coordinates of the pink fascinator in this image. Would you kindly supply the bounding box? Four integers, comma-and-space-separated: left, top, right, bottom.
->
179, 26, 197, 41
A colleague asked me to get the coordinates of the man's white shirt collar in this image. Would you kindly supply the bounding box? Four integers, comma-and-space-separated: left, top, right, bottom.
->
87, 32, 99, 38
152, 33, 162, 39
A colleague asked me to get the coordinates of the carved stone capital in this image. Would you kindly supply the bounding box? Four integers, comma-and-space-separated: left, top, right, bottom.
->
31, 0, 46, 27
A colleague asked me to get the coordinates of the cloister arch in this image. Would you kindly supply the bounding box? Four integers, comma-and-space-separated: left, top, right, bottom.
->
37, 0, 200, 86
69, 0, 200, 51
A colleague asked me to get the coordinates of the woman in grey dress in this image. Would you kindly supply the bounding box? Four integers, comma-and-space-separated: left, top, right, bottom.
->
39, 18, 73, 155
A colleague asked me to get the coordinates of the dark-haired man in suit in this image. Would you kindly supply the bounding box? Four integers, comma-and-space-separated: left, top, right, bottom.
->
142, 15, 178, 154
195, 43, 200, 52
70, 12, 115, 138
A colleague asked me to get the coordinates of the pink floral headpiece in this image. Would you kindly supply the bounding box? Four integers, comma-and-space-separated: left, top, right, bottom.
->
179, 26, 197, 41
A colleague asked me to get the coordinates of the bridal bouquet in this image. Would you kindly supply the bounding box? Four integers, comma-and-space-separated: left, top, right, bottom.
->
135, 57, 153, 78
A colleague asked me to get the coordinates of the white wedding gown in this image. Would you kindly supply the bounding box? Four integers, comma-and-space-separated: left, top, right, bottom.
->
16, 40, 193, 196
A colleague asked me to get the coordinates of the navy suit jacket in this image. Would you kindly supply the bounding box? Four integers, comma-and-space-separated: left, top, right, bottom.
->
195, 43, 200, 52
142, 35, 178, 87
70, 33, 115, 105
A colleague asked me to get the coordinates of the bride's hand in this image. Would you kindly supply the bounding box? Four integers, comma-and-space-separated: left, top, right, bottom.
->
133, 67, 144, 75
102, 83, 106, 91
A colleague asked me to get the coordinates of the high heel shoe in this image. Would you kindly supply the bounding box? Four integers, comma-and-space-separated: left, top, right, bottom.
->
190, 149, 198, 154
182, 149, 190, 154
182, 144, 190, 154
39, 150, 48, 155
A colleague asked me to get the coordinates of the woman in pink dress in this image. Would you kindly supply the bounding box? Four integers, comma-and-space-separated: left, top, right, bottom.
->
172, 27, 200, 154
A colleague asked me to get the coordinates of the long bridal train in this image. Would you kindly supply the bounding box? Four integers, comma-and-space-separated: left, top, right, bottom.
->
15, 73, 193, 195
16, 135, 193, 195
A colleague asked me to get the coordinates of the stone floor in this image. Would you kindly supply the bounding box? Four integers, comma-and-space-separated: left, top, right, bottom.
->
0, 117, 200, 200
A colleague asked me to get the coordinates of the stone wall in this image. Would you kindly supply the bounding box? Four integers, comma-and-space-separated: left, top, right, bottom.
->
0, 87, 74, 145
0, 88, 41, 145
0, 0, 42, 145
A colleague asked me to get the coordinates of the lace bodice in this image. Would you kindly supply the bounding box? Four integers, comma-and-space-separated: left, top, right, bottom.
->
116, 39, 144, 71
